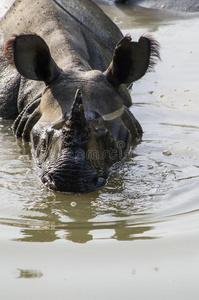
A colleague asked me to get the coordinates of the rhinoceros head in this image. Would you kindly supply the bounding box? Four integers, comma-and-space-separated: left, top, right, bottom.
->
3, 34, 159, 193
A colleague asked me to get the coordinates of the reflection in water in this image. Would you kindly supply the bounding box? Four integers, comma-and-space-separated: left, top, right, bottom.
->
113, 225, 154, 241
15, 219, 155, 243
6, 190, 156, 243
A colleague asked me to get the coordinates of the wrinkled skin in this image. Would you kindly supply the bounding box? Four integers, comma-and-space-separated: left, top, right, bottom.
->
105, 0, 199, 12
0, 0, 159, 193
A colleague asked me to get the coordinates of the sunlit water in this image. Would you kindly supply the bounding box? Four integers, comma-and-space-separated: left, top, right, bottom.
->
1, 2, 199, 299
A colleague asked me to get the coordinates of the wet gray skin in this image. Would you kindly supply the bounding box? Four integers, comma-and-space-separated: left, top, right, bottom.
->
109, 0, 199, 12
0, 0, 160, 193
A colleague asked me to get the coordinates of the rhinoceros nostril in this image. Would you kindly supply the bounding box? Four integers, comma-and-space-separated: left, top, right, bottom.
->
92, 176, 106, 189
42, 173, 57, 190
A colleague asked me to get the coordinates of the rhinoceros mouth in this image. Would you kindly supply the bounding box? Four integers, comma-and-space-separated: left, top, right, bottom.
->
41, 168, 107, 193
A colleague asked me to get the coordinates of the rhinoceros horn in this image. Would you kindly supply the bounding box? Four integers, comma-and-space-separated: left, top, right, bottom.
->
62, 89, 90, 145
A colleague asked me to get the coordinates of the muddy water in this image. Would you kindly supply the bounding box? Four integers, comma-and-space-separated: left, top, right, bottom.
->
1, 3, 199, 300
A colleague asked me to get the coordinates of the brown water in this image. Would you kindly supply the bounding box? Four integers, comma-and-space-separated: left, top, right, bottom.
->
1, 2, 199, 299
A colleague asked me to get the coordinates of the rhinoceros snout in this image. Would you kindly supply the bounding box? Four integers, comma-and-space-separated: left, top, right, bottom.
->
41, 168, 106, 193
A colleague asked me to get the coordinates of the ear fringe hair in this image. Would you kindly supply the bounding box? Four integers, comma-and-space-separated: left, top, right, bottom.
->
144, 34, 161, 71
2, 35, 18, 65
2, 33, 38, 65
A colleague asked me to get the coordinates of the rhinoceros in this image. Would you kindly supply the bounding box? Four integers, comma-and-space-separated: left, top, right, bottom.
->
0, 0, 160, 193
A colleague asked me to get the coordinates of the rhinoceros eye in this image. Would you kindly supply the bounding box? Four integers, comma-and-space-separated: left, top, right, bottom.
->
85, 110, 101, 120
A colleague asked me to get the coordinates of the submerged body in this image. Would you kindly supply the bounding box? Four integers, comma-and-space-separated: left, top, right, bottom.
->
0, 0, 159, 193
112, 0, 199, 12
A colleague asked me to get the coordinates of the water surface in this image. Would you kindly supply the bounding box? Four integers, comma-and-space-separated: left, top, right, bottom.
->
0, 3, 199, 299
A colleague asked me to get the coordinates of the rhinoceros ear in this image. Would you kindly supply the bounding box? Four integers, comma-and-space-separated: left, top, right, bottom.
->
3, 34, 61, 85
104, 35, 160, 87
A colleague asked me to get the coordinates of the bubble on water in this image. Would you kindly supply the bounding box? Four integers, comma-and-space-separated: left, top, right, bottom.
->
70, 201, 77, 207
